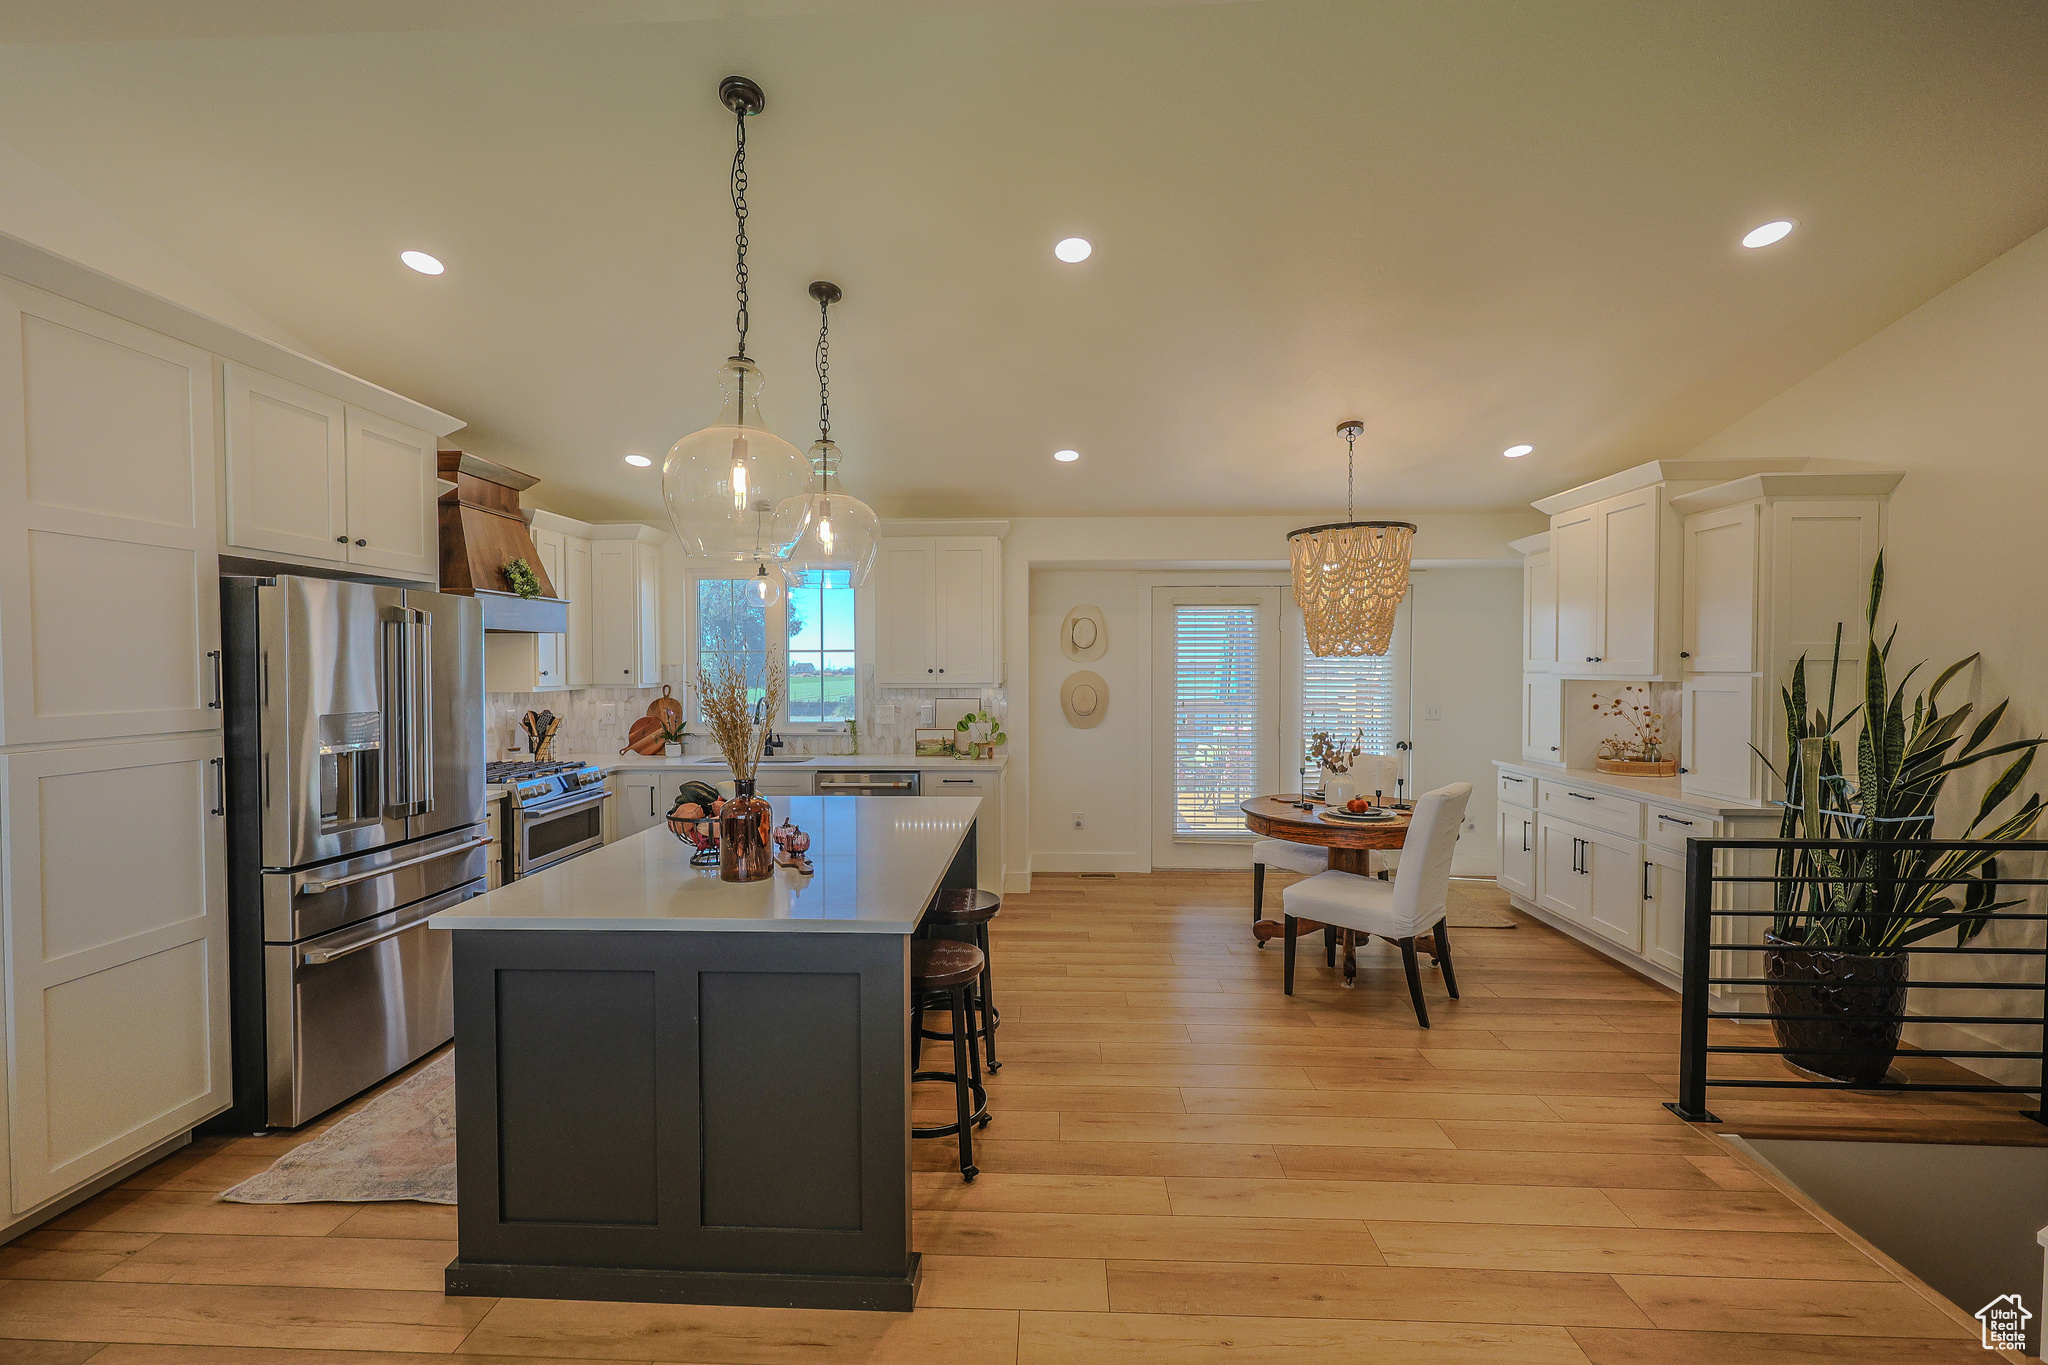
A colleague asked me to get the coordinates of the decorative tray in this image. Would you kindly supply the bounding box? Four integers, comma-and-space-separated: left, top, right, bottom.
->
1319, 807, 1398, 824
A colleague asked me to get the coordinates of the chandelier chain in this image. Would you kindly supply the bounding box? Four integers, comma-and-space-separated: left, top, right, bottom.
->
1346, 429, 1355, 523
816, 296, 832, 458
731, 105, 751, 358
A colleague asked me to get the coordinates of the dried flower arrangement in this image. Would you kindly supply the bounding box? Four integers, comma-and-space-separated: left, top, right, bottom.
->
1307, 728, 1364, 775
698, 640, 785, 782
1590, 684, 1674, 773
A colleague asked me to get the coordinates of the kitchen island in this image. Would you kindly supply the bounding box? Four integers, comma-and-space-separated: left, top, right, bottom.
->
427, 794, 981, 1312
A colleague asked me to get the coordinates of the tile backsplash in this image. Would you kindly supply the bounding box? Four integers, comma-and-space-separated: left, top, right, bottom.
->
486, 683, 1007, 761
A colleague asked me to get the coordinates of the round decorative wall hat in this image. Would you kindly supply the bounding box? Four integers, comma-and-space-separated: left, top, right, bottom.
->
1061, 605, 1108, 662
1060, 671, 1109, 729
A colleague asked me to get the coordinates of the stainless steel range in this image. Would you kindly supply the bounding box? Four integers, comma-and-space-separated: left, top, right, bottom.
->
489, 760, 611, 881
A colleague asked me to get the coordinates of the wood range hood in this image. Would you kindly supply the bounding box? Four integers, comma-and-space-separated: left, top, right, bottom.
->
436, 447, 569, 633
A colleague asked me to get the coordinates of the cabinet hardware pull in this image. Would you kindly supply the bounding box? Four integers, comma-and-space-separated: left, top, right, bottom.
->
210, 756, 225, 816
1569, 791, 1596, 801
207, 649, 223, 708
355, 538, 367, 546
1680, 651, 1690, 658
336, 535, 348, 543
1522, 820, 1530, 853
1550, 745, 1559, 752
1643, 860, 1653, 899
1657, 813, 1695, 826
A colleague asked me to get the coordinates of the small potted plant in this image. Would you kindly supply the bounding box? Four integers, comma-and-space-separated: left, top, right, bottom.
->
953, 711, 1007, 759
657, 717, 689, 757
1590, 685, 1675, 776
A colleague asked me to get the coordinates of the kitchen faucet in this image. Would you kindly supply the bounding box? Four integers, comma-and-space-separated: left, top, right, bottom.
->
753, 697, 784, 759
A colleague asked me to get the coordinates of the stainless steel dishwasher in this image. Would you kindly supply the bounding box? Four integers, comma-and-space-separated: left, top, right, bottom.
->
813, 770, 921, 796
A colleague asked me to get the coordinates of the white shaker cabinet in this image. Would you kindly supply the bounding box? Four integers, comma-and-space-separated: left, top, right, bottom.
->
2, 736, 230, 1212
610, 770, 668, 840
531, 526, 568, 690
873, 536, 1003, 687
221, 368, 438, 581
1519, 536, 1557, 672
1535, 815, 1643, 953
1497, 805, 1536, 902
1593, 487, 1662, 676
1643, 846, 1688, 975
1681, 503, 1759, 673
1521, 674, 1562, 765
1550, 505, 1601, 673
0, 281, 223, 748
340, 408, 438, 578
223, 363, 347, 564
564, 534, 594, 687
591, 526, 664, 688
1681, 676, 1760, 802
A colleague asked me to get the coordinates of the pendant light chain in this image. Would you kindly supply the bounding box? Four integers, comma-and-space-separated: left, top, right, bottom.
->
1346, 428, 1355, 524
815, 294, 833, 492
731, 105, 751, 359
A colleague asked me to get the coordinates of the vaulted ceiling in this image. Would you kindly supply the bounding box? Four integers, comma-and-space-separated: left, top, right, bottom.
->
3, 1, 2045, 523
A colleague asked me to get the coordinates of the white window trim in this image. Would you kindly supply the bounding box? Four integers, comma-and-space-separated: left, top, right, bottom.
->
1280, 588, 1414, 796
1149, 585, 1282, 869
683, 568, 861, 732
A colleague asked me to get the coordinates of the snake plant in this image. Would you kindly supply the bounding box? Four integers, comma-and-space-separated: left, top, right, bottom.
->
1758, 553, 2044, 952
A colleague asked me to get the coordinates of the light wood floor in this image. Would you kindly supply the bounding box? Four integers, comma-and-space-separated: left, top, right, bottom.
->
3, 871, 2042, 1365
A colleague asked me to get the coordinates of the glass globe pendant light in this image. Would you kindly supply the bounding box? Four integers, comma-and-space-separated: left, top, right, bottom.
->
777, 281, 882, 586
1288, 421, 1416, 657
662, 76, 813, 564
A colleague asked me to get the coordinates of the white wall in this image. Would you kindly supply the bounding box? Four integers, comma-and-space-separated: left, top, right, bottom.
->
1682, 223, 2048, 1073
0, 137, 313, 353
1021, 539, 1528, 880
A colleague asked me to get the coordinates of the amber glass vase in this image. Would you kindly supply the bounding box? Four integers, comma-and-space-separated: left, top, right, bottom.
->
718, 778, 773, 882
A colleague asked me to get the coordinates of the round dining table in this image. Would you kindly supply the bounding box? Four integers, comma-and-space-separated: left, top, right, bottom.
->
1240, 795, 1415, 983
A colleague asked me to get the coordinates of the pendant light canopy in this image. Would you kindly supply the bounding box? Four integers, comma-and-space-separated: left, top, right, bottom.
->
663, 76, 813, 565
779, 280, 881, 586
1288, 421, 1415, 657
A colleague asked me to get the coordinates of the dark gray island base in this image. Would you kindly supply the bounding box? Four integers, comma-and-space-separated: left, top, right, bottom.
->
428, 795, 981, 1311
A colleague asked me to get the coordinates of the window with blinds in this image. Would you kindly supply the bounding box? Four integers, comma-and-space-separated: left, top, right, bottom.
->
1298, 642, 1397, 784
1172, 604, 1263, 839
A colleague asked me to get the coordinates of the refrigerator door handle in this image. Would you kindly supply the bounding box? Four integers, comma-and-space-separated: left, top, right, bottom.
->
413, 612, 434, 814
296, 835, 491, 895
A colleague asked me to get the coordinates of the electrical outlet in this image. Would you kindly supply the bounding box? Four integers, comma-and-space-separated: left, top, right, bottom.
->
874, 703, 898, 727
1072, 812, 1085, 830
600, 703, 618, 725
1424, 704, 1444, 721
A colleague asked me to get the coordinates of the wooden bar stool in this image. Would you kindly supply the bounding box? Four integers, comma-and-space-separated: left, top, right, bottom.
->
925, 887, 1003, 1073
910, 939, 990, 1182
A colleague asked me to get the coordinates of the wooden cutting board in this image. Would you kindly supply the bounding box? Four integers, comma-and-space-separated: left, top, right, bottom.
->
646, 685, 684, 729
621, 715, 666, 756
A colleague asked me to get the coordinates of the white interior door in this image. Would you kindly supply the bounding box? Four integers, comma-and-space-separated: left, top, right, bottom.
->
0, 281, 222, 747
3, 737, 230, 1211
1151, 587, 1280, 869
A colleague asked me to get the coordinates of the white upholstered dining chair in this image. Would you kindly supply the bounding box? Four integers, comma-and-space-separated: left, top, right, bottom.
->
1278, 781, 1473, 1027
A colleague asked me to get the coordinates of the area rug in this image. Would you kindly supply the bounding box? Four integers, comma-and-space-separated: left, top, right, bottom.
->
1447, 878, 1519, 929
221, 1051, 456, 1204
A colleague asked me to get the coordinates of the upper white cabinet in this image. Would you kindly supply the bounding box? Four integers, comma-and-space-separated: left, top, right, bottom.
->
591, 526, 664, 688
1546, 485, 1667, 676
340, 408, 438, 578
223, 364, 345, 562
530, 525, 568, 690
223, 365, 438, 580
1521, 674, 1562, 765
563, 534, 594, 687
1512, 532, 1556, 672
1669, 474, 1895, 802
0, 281, 223, 748
1681, 503, 1759, 673
874, 536, 1003, 687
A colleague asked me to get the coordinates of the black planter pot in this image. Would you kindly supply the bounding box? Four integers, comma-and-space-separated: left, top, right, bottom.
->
1763, 935, 1908, 1086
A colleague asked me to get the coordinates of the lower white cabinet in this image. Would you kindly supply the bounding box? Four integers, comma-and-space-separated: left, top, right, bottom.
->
610, 770, 668, 840
1535, 814, 1643, 952
1497, 805, 1536, 902
1, 736, 231, 1212
1643, 846, 1687, 975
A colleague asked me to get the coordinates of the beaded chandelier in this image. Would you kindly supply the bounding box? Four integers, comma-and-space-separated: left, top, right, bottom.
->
1288, 421, 1416, 657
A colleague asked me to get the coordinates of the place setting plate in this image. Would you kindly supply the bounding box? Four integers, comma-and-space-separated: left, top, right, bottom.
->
1318, 807, 1399, 824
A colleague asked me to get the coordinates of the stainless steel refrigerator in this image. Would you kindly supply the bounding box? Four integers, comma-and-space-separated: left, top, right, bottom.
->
217, 575, 487, 1130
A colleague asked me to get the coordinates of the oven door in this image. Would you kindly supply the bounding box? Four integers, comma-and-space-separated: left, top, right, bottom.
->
512, 790, 609, 878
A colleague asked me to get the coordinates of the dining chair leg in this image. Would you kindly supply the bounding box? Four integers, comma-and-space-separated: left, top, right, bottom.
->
1282, 914, 1298, 995
1342, 929, 1357, 989
1432, 917, 1459, 999
1398, 937, 1430, 1028
1251, 862, 1266, 931
1325, 925, 1337, 968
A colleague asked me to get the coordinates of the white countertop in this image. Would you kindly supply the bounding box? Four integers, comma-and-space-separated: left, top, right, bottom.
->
1493, 759, 1766, 816
584, 752, 1006, 773
428, 793, 980, 934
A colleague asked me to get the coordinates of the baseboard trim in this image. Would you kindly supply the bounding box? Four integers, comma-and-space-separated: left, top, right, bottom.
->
1028, 851, 1150, 874
1505, 893, 1681, 995
0, 1128, 193, 1246
446, 1254, 922, 1312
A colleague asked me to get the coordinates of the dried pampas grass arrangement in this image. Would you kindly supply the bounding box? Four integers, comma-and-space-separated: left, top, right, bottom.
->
700, 642, 784, 783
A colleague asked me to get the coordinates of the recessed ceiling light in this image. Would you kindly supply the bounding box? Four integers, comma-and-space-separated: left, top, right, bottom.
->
1741, 220, 1795, 249
623, 454, 652, 467
1054, 449, 1080, 462
400, 250, 445, 275
1503, 444, 1534, 459
1054, 238, 1092, 264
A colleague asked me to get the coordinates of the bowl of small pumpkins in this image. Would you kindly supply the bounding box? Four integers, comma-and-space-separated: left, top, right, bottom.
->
667, 780, 725, 865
